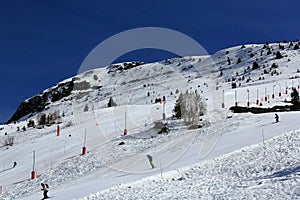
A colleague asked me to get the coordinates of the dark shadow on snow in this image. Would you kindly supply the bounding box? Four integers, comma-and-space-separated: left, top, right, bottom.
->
251, 165, 300, 182
263, 165, 300, 179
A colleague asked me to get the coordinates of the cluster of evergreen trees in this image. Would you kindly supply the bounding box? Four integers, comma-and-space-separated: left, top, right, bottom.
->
37, 110, 61, 126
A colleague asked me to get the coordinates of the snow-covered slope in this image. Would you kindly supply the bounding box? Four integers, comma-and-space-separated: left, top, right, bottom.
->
81, 128, 300, 200
1, 41, 300, 199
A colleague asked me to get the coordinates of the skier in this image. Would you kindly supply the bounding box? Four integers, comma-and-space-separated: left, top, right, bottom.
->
275, 113, 279, 123
41, 183, 49, 199
146, 155, 155, 169
12, 161, 17, 168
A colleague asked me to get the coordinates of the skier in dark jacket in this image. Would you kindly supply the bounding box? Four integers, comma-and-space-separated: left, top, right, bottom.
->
41, 183, 49, 199
275, 113, 279, 123
146, 155, 155, 169
12, 161, 17, 168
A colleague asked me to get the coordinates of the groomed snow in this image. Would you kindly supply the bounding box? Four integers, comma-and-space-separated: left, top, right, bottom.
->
79, 129, 300, 200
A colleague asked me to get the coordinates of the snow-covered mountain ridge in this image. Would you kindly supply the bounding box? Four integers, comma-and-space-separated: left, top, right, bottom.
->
6, 41, 300, 124
7, 41, 300, 124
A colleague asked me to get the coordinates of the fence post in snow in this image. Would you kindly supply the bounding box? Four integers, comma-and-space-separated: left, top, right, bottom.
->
279, 83, 282, 97
235, 89, 238, 107
57, 125, 60, 137
222, 90, 225, 108
124, 112, 128, 136
256, 89, 259, 105
162, 101, 166, 121
247, 89, 250, 107
31, 150, 36, 179
82, 129, 87, 155
265, 87, 268, 101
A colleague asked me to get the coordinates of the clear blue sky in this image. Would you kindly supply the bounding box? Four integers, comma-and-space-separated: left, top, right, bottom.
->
1, 0, 300, 123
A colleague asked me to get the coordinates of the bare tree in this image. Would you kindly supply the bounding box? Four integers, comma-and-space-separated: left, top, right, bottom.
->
173, 90, 206, 125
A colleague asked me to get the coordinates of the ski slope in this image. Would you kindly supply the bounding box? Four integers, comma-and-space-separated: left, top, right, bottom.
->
1, 42, 300, 199
79, 128, 300, 200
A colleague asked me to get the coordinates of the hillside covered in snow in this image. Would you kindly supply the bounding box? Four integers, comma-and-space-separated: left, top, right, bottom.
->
1, 40, 300, 199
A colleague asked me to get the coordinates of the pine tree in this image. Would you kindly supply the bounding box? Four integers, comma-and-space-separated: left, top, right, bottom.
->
252, 62, 259, 70
173, 93, 183, 119
38, 113, 46, 125
291, 88, 300, 105
267, 49, 272, 55
84, 104, 89, 112
227, 57, 231, 65
108, 97, 117, 107
27, 119, 35, 128
276, 51, 283, 59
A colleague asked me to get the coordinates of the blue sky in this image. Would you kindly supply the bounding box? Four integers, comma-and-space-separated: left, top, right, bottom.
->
0, 0, 300, 123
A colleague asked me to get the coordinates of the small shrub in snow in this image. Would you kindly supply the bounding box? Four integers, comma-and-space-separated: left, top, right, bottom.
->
154, 121, 164, 130
3, 136, 14, 146
271, 63, 278, 69
267, 49, 272, 55
263, 42, 269, 49
154, 121, 168, 134
279, 44, 285, 50
84, 104, 89, 112
65, 121, 73, 127
27, 119, 35, 128
93, 75, 98, 80
219, 70, 223, 77
231, 82, 237, 89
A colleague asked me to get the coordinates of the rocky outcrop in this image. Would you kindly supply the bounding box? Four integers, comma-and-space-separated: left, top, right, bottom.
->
7, 80, 74, 124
